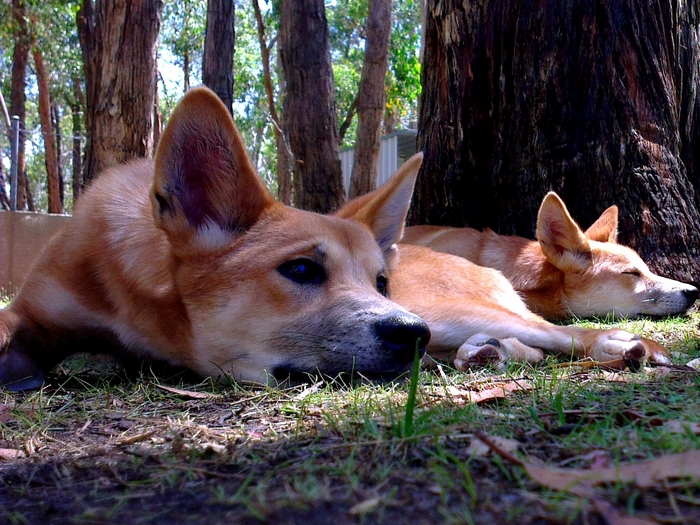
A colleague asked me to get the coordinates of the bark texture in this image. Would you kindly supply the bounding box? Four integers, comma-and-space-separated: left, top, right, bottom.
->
253, 0, 292, 205
348, 0, 393, 199
77, 0, 163, 184
10, 0, 30, 210
32, 46, 62, 214
279, 0, 345, 213
411, 0, 700, 282
69, 78, 85, 202
202, 0, 235, 115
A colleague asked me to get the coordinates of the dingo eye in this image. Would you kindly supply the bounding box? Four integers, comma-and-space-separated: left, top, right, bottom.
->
377, 275, 388, 297
278, 258, 325, 284
623, 269, 642, 277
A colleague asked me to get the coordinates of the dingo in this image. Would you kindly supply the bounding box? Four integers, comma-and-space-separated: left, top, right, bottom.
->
402, 194, 698, 320
0, 88, 669, 390
0, 87, 430, 391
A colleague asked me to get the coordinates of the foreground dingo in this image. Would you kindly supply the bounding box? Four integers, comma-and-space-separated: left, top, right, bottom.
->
0, 88, 669, 390
402, 195, 698, 320
0, 87, 430, 390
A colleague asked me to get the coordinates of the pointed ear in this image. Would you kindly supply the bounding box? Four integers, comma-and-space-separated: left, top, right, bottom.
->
536, 192, 591, 271
584, 205, 618, 243
336, 153, 423, 257
151, 87, 273, 248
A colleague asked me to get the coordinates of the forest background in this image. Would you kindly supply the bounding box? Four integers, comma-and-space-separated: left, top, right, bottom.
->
2, 0, 700, 283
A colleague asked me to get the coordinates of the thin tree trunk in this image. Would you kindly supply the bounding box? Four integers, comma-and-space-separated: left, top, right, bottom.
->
411, 0, 700, 282
279, 0, 345, 213
77, 0, 163, 184
32, 45, 62, 214
202, 0, 234, 114
0, 162, 10, 210
51, 100, 65, 208
69, 77, 84, 202
253, 0, 292, 205
10, 0, 29, 210
348, 0, 392, 199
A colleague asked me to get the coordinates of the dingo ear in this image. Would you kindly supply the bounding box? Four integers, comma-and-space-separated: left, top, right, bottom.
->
336, 153, 423, 258
584, 205, 618, 243
536, 192, 591, 271
151, 87, 273, 248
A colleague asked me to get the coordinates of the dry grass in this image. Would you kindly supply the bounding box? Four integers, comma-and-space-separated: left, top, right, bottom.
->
1, 312, 699, 524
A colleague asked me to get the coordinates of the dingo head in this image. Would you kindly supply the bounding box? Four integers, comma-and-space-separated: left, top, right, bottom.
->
151, 87, 429, 384
536, 192, 698, 318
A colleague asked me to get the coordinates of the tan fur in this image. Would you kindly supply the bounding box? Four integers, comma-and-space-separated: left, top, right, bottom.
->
0, 88, 430, 390
402, 193, 698, 320
0, 88, 674, 390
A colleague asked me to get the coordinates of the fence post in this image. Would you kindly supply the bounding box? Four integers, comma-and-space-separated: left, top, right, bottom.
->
10, 115, 19, 211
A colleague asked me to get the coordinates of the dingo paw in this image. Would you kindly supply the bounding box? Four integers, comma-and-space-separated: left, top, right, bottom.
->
591, 330, 646, 369
454, 334, 504, 370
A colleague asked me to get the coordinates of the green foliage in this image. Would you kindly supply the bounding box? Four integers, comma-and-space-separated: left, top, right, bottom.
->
1, 0, 421, 205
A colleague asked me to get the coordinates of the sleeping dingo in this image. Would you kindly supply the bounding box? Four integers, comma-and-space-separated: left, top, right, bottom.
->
402, 195, 698, 320
0, 88, 669, 390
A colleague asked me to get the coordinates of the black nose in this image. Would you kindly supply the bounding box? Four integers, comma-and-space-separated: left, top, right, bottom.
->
375, 314, 431, 359
683, 287, 699, 304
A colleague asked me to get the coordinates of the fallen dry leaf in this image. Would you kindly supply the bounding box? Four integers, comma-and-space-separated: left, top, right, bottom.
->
525, 450, 700, 497
445, 380, 530, 404
348, 497, 380, 516
466, 435, 521, 458
154, 384, 217, 399
664, 420, 700, 435
0, 448, 26, 461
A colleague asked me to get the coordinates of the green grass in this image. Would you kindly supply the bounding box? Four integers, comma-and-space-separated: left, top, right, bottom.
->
0, 312, 699, 523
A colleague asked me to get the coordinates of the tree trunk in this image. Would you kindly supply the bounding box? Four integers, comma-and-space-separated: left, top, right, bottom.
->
69, 78, 84, 202
253, 0, 292, 205
51, 100, 65, 208
279, 0, 345, 213
202, 0, 234, 115
32, 45, 63, 214
411, 0, 700, 282
77, 0, 163, 184
348, 0, 392, 199
10, 0, 30, 210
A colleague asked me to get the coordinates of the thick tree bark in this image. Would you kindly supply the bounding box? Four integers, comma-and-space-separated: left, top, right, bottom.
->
348, 0, 392, 199
10, 0, 30, 210
202, 0, 234, 115
32, 45, 62, 214
411, 0, 700, 282
77, 0, 163, 184
279, 0, 345, 213
253, 0, 292, 205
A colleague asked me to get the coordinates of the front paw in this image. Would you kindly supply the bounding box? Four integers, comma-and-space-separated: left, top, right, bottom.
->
454, 334, 504, 370
591, 330, 646, 369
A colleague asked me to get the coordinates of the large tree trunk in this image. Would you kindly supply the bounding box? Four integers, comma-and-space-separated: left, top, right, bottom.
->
411, 0, 700, 282
348, 0, 392, 199
77, 0, 163, 184
202, 0, 234, 115
279, 0, 345, 213
10, 0, 30, 210
32, 45, 62, 214
253, 0, 292, 205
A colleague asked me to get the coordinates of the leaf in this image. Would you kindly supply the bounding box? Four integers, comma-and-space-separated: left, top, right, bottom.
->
591, 496, 658, 525
446, 381, 530, 404
664, 420, 700, 435
154, 384, 217, 399
466, 435, 522, 458
0, 448, 25, 461
524, 450, 700, 496
348, 497, 380, 516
